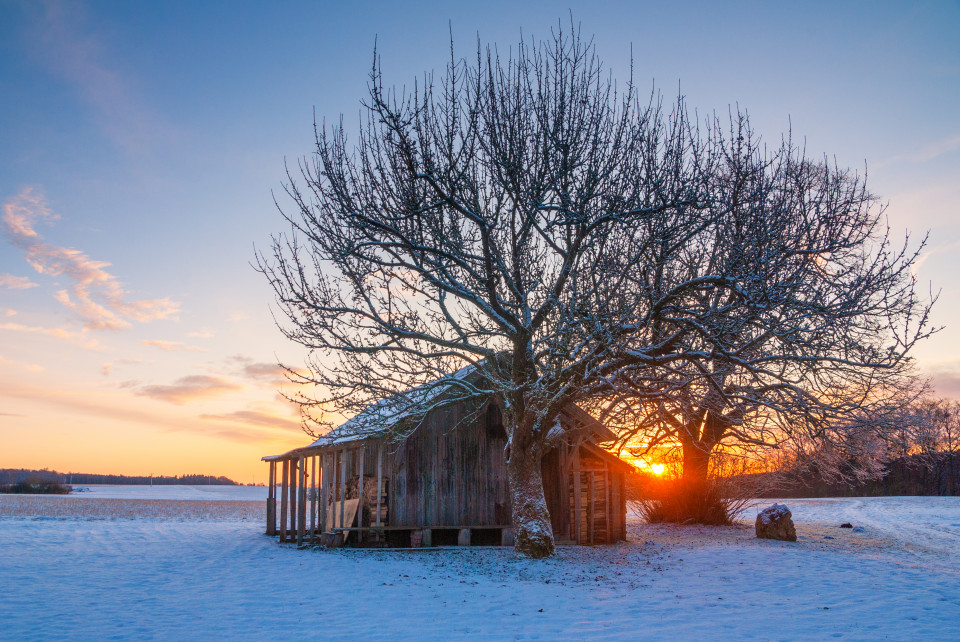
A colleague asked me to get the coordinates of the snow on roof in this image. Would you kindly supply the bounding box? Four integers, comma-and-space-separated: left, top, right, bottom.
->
306, 363, 479, 448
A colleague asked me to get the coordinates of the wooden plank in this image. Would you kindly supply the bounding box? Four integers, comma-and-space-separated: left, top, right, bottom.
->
266, 461, 276, 536
376, 440, 383, 528
357, 447, 365, 545
604, 463, 612, 544
324, 499, 359, 542
297, 455, 306, 546
289, 456, 298, 536
572, 454, 583, 544
588, 471, 595, 545
279, 459, 288, 543
310, 455, 317, 542
320, 453, 328, 533
339, 448, 346, 529
291, 457, 298, 537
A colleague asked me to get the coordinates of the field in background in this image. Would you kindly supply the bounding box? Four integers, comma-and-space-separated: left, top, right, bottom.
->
1, 489, 958, 639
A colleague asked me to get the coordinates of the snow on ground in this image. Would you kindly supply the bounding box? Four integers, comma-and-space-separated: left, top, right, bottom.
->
66, 483, 267, 501
1, 491, 958, 640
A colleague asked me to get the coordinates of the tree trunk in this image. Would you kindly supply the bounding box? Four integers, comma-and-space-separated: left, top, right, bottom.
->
506, 445, 555, 558
681, 440, 711, 483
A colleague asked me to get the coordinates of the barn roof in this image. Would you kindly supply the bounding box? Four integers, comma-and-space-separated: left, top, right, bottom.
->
262, 363, 614, 461
305, 363, 477, 448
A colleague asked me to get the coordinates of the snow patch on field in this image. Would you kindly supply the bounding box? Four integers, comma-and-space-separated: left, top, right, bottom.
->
66, 484, 266, 501
1, 493, 958, 639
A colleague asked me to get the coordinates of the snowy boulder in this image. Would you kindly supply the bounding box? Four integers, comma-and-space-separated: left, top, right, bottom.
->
755, 503, 797, 542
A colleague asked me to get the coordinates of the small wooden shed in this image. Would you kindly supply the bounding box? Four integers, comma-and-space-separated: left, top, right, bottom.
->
262, 389, 632, 548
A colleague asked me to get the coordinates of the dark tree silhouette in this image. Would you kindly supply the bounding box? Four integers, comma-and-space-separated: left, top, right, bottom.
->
597, 120, 935, 497
258, 26, 740, 556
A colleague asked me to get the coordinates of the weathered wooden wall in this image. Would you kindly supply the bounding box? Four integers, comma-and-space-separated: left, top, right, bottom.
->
388, 400, 511, 528
266, 399, 629, 545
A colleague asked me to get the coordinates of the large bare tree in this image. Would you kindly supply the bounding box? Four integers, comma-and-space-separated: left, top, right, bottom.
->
598, 117, 936, 492
258, 28, 733, 556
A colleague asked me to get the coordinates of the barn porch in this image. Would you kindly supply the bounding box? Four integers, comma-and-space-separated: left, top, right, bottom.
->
262, 438, 517, 549
262, 433, 631, 549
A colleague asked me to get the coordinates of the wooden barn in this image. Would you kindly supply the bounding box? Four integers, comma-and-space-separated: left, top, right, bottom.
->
261, 384, 632, 549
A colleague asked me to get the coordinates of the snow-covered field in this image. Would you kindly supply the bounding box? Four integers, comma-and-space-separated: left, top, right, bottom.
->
1, 489, 958, 640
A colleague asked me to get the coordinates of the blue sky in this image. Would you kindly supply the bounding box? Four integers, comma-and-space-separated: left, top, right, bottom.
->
1, 0, 958, 480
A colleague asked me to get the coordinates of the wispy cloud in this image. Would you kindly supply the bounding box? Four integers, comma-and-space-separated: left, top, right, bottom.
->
187, 330, 214, 339
141, 339, 205, 352
0, 321, 101, 351
877, 134, 960, 168
0, 274, 38, 290
242, 361, 286, 381
100, 362, 112, 377
912, 238, 960, 276
201, 410, 301, 432
2, 187, 180, 330
27, 0, 176, 154
137, 375, 241, 405
0, 353, 45, 373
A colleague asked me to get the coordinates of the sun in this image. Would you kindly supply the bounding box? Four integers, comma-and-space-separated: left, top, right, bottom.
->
631, 458, 666, 475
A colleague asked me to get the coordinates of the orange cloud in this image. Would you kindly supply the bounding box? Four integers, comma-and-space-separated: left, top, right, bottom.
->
2, 188, 180, 330
141, 339, 205, 352
0, 354, 45, 373
201, 409, 301, 432
0, 321, 101, 351
0, 274, 38, 290
137, 375, 241, 405
242, 361, 286, 380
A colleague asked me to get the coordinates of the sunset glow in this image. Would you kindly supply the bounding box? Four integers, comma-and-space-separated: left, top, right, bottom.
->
1, 2, 957, 484
631, 458, 667, 476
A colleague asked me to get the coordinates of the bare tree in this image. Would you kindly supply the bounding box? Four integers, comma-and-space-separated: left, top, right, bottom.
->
902, 397, 960, 494
598, 119, 936, 495
258, 28, 727, 556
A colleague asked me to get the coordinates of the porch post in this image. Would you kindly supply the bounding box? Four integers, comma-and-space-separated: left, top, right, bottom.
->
375, 441, 383, 528
297, 454, 307, 546
339, 448, 346, 530
279, 459, 289, 542
310, 455, 318, 543
288, 456, 297, 536
356, 447, 365, 546
266, 461, 276, 536
320, 452, 329, 533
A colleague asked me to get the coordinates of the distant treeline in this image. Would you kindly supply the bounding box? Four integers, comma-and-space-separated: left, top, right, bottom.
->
0, 479, 72, 494
749, 452, 960, 498
0, 469, 239, 486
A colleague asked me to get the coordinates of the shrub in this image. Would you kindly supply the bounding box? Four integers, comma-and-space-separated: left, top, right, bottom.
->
631, 476, 750, 526
0, 479, 72, 494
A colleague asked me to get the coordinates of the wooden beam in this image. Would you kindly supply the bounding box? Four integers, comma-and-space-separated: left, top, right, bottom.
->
279, 459, 288, 543
266, 461, 276, 536
339, 448, 346, 530
375, 440, 383, 528
308, 456, 316, 541
320, 453, 328, 533
572, 449, 583, 544
356, 447, 365, 546
297, 455, 307, 546
288, 456, 297, 537
604, 462, 612, 544
588, 471, 595, 546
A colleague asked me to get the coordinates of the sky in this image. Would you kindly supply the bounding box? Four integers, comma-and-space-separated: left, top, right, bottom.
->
1, 0, 959, 483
